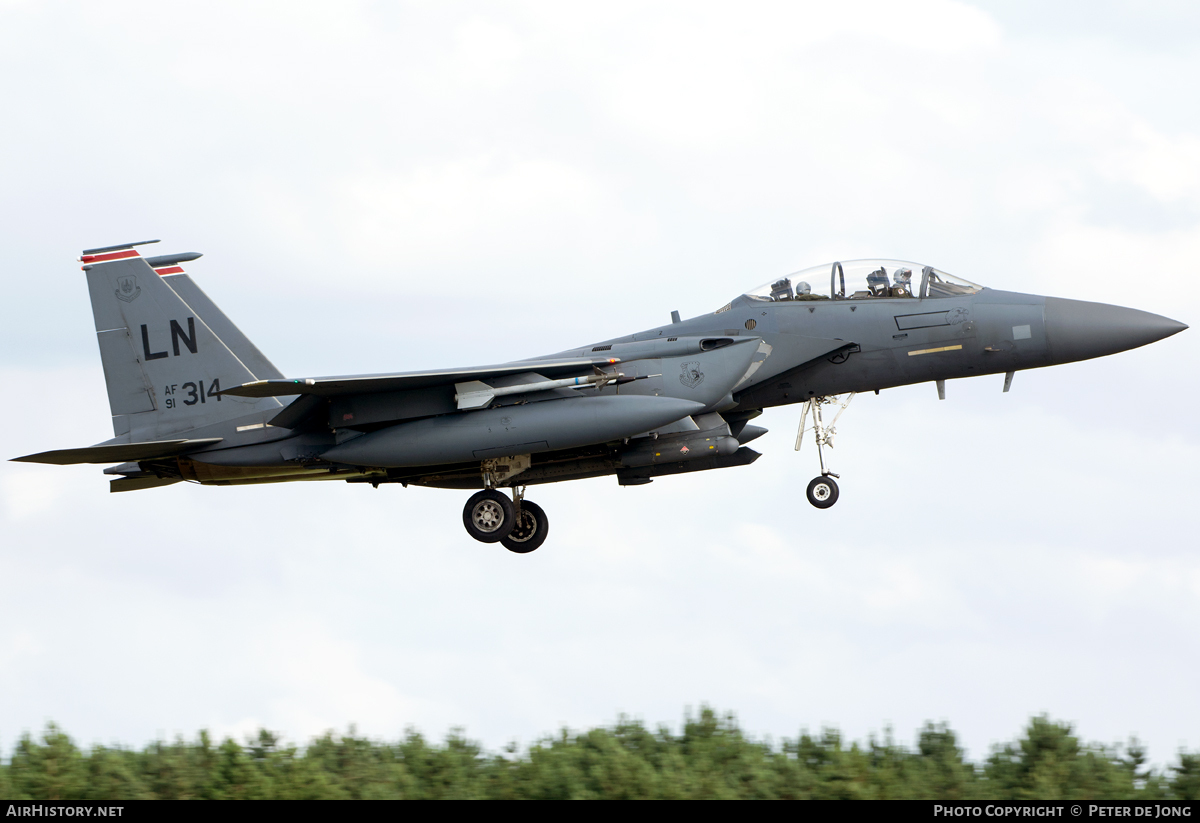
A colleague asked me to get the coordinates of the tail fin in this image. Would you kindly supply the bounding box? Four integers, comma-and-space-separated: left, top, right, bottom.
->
82, 240, 282, 440
158, 271, 284, 381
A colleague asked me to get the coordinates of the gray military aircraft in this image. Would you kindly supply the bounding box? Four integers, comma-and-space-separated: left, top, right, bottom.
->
13, 240, 1187, 552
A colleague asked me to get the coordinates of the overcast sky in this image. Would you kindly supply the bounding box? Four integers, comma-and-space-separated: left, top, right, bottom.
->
1, 0, 1196, 764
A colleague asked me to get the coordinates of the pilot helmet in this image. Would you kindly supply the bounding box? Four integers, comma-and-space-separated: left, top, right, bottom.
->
894, 267, 913, 283
795, 280, 811, 295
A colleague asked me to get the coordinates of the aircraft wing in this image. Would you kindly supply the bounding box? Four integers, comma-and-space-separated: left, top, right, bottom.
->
12, 438, 224, 465
219, 356, 621, 398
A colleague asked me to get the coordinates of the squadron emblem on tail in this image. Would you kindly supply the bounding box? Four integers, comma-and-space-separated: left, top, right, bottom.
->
115, 274, 140, 303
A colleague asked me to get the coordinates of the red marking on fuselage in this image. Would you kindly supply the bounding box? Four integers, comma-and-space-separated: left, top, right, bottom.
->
153, 266, 185, 275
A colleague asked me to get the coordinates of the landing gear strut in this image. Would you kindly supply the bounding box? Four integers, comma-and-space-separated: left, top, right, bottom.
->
462, 485, 550, 553
796, 393, 855, 509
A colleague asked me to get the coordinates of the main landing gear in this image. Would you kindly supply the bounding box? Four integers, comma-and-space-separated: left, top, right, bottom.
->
462, 486, 549, 553
796, 393, 855, 509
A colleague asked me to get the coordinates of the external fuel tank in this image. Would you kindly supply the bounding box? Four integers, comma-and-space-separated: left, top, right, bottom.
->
321, 394, 705, 467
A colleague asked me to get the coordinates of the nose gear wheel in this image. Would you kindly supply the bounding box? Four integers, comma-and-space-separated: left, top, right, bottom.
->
806, 475, 839, 509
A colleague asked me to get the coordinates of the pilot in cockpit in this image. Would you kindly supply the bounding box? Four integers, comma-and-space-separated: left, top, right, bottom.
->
893, 267, 913, 297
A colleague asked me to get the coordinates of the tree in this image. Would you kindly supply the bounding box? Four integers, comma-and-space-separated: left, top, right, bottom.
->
1170, 752, 1200, 800
8, 724, 87, 800
911, 722, 978, 800
1, 713, 1195, 800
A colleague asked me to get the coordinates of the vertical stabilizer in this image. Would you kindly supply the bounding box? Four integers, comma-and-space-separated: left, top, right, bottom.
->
82, 243, 281, 440
160, 272, 284, 381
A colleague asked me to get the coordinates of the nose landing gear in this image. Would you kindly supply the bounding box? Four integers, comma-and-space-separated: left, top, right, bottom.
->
462, 485, 550, 553
796, 393, 855, 509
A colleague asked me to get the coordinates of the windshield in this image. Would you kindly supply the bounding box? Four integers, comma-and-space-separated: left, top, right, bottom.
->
743, 259, 983, 302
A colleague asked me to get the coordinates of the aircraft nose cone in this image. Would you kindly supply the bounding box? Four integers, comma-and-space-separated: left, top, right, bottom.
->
1044, 297, 1187, 364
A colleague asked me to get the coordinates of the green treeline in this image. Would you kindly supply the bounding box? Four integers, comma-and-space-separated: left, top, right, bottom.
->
1, 710, 1197, 800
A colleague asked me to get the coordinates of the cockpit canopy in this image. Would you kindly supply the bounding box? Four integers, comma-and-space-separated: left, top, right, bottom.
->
743, 259, 984, 303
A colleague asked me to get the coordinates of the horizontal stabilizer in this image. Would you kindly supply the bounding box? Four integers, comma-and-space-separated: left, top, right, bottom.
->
110, 476, 182, 493
221, 357, 621, 398
11, 438, 222, 465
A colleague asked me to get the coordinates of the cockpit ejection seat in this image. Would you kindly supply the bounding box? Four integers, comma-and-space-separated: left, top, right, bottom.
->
770, 278, 794, 301
866, 267, 890, 297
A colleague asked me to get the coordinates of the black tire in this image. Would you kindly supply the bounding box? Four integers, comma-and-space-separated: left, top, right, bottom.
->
463, 490, 516, 543
501, 501, 549, 554
806, 476, 840, 509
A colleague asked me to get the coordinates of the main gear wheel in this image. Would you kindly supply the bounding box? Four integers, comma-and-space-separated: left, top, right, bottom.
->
463, 490, 516, 542
500, 500, 549, 554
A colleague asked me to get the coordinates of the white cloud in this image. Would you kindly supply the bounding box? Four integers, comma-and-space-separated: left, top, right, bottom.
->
334, 157, 606, 269
0, 472, 64, 522
253, 620, 430, 740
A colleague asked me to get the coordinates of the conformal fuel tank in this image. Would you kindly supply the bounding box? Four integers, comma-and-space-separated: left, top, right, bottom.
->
322, 395, 706, 468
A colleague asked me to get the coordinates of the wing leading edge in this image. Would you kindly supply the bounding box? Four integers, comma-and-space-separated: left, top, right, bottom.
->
219, 356, 622, 398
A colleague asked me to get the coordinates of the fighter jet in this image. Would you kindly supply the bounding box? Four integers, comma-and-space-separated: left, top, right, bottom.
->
12, 240, 1187, 553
